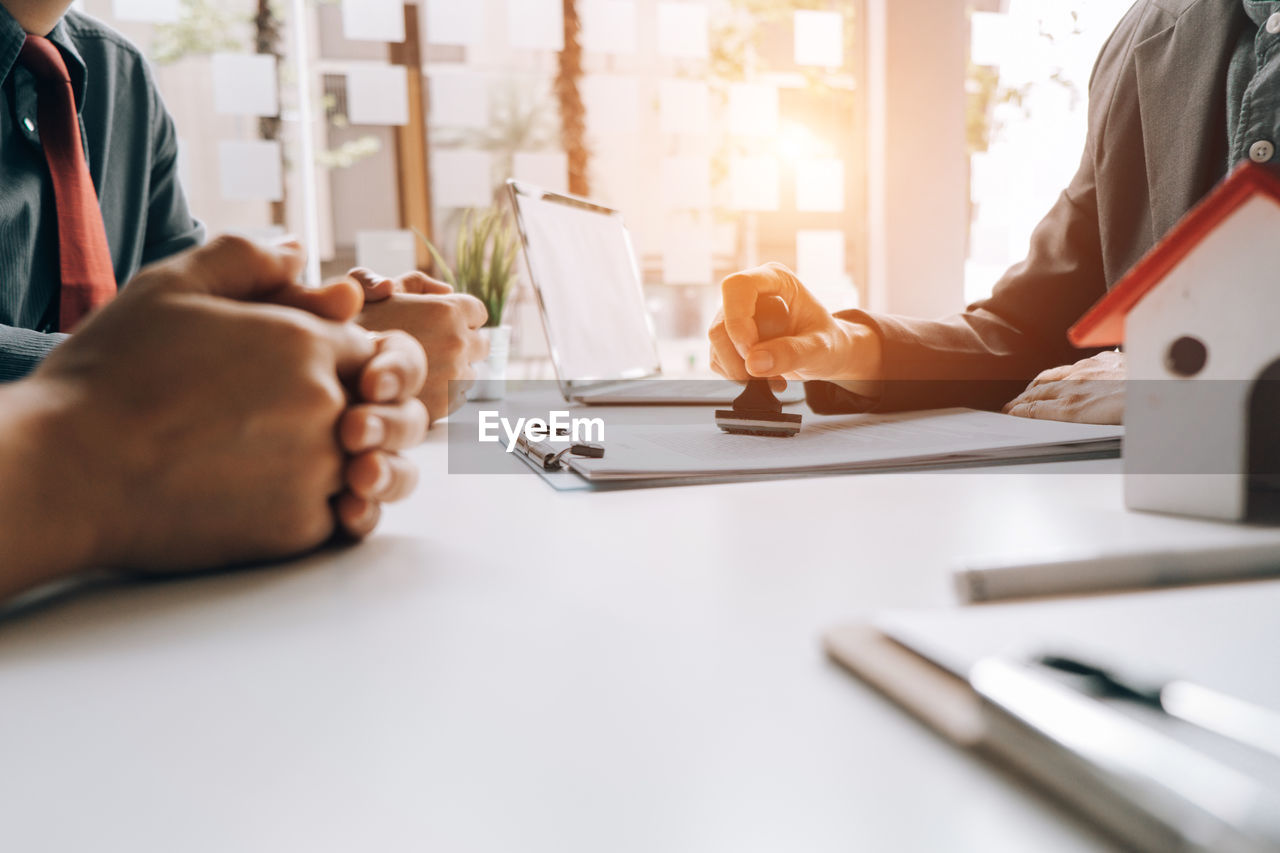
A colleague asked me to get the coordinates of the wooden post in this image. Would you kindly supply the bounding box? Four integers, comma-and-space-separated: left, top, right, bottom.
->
390, 3, 434, 269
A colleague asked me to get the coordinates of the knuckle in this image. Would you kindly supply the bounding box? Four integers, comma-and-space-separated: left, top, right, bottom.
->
206, 233, 256, 259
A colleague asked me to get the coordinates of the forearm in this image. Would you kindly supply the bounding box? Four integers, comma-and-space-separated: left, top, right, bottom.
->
0, 380, 104, 599
0, 325, 67, 383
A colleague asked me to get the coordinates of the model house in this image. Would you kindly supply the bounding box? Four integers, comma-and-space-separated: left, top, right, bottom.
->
1069, 162, 1280, 521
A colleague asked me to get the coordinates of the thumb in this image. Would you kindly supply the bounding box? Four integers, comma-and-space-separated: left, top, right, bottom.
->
348, 267, 395, 303
398, 271, 454, 295
271, 278, 364, 322
745, 334, 826, 378
321, 320, 378, 388
171, 235, 306, 301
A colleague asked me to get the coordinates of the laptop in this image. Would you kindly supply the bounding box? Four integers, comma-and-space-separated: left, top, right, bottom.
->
506, 179, 802, 405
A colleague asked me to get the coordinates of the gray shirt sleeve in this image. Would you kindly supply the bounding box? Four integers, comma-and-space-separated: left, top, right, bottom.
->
0, 326, 66, 382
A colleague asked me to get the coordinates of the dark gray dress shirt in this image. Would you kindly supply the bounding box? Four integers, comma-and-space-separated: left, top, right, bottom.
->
0, 5, 203, 381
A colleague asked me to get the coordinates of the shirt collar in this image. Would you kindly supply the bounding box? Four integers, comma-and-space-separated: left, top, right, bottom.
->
45, 14, 87, 107
0, 3, 24, 87
0, 6, 89, 111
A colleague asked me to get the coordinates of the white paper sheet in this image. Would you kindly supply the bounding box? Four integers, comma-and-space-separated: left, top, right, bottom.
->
355, 229, 418, 275
794, 9, 843, 68
660, 156, 711, 210
728, 83, 779, 137
341, 0, 405, 43
432, 150, 494, 209
512, 151, 569, 195
425, 0, 485, 46
429, 69, 490, 129
730, 156, 779, 211
795, 229, 845, 286
211, 53, 279, 118
218, 140, 283, 202
581, 0, 638, 55
656, 2, 709, 59
110, 0, 179, 23
346, 64, 409, 126
582, 75, 640, 134
795, 158, 845, 213
659, 79, 710, 135
567, 409, 1124, 481
661, 217, 713, 285
508, 0, 564, 52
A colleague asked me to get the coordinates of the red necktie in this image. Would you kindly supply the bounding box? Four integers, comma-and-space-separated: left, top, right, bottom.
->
19, 35, 116, 332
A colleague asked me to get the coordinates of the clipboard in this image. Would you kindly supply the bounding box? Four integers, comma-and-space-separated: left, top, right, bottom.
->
825, 581, 1280, 852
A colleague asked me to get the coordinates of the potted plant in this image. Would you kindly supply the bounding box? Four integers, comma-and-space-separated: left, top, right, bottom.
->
417, 208, 518, 401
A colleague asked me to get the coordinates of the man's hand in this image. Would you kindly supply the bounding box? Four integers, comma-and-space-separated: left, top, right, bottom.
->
1002, 350, 1125, 424
350, 268, 489, 426
28, 237, 427, 575
709, 262, 882, 392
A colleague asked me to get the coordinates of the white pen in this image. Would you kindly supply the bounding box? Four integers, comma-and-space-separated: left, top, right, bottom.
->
954, 540, 1280, 603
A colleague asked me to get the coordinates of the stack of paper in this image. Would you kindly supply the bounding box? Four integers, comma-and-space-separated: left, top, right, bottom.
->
565, 408, 1122, 483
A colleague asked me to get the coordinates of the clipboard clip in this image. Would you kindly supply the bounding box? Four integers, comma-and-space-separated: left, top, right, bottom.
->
514, 430, 605, 471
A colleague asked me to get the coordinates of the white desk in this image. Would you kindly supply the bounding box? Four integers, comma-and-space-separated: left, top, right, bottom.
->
1, 403, 1274, 852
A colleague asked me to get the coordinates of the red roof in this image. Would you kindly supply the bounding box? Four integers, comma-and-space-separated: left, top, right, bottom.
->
1068, 162, 1280, 347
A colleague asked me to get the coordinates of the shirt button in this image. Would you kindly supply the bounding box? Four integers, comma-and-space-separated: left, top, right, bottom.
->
22, 117, 34, 133
1250, 139, 1275, 162
1268, 12, 1280, 33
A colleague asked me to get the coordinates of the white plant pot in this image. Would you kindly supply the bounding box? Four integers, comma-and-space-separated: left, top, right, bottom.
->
469, 325, 511, 401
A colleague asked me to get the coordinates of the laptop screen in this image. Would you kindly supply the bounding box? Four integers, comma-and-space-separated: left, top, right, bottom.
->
509, 182, 661, 385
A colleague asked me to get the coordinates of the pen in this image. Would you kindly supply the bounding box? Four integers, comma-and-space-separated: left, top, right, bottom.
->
1035, 653, 1280, 763
953, 540, 1280, 603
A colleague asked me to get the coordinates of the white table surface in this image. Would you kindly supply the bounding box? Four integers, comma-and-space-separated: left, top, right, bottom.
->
2, 402, 1274, 853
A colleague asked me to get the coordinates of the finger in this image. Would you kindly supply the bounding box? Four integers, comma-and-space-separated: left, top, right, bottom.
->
709, 322, 749, 381
346, 451, 419, 502
271, 278, 364, 322
359, 330, 429, 402
399, 271, 454, 295
348, 267, 395, 303
744, 334, 826, 378
1007, 380, 1069, 408
339, 400, 430, 452
334, 491, 381, 540
1005, 399, 1045, 419
1027, 364, 1072, 387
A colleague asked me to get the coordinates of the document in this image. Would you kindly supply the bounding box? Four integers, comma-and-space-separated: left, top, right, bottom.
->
566, 408, 1122, 482
793, 9, 843, 67
341, 0, 404, 43
346, 64, 409, 126
657, 2, 709, 59
211, 53, 279, 118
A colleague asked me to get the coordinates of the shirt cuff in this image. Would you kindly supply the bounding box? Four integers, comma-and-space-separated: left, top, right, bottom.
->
0, 327, 67, 382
